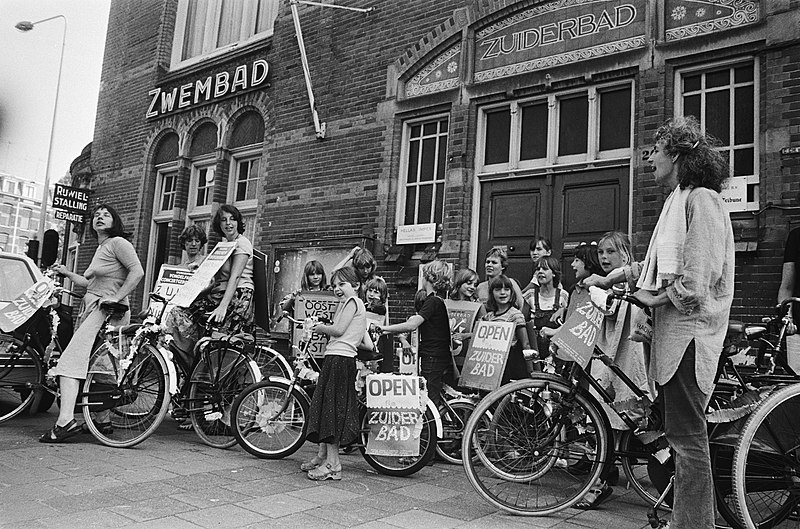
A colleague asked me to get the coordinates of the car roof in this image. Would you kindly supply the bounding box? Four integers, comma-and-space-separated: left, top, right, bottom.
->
0, 251, 44, 282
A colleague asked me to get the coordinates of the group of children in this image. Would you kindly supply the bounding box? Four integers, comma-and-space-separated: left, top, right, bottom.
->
284, 234, 651, 496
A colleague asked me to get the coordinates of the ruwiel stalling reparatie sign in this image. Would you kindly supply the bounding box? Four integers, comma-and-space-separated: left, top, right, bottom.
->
52, 184, 90, 223
474, 0, 646, 83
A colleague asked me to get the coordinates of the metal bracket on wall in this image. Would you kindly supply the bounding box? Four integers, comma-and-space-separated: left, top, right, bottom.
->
289, 0, 374, 140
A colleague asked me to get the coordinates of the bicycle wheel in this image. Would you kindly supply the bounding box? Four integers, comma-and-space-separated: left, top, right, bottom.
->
359, 405, 438, 477
82, 343, 170, 447
189, 346, 260, 449
231, 379, 309, 459
252, 345, 292, 380
733, 383, 800, 529
0, 334, 43, 423
618, 429, 676, 509
461, 377, 612, 516
436, 399, 485, 465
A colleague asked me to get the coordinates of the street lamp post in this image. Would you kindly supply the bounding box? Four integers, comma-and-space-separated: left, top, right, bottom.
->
15, 15, 67, 265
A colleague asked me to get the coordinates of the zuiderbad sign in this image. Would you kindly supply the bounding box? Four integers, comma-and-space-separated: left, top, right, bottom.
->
146, 59, 270, 119
474, 0, 646, 82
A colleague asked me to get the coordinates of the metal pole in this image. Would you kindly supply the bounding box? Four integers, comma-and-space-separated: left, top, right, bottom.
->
289, 0, 326, 139
295, 0, 374, 13
16, 15, 67, 265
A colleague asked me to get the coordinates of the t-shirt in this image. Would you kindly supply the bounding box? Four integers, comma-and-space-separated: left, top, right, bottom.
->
784, 228, 800, 319
213, 235, 254, 293
483, 307, 525, 347
84, 237, 141, 303
417, 294, 451, 358
524, 287, 569, 312
325, 296, 366, 358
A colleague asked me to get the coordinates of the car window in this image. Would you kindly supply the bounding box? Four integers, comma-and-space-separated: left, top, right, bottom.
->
0, 256, 36, 301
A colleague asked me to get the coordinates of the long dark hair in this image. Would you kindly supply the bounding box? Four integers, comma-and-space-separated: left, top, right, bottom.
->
212, 204, 245, 236
574, 243, 604, 277
654, 116, 729, 193
486, 274, 518, 313
89, 204, 128, 239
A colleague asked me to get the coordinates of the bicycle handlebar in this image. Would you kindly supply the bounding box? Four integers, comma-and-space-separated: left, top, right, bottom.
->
276, 311, 332, 326
778, 297, 800, 315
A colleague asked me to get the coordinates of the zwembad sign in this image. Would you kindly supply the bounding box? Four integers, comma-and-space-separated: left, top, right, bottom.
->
146, 59, 269, 119
474, 0, 646, 83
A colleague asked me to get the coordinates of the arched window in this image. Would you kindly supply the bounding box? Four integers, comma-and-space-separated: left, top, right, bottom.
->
188, 123, 218, 235
148, 132, 181, 291
227, 111, 264, 242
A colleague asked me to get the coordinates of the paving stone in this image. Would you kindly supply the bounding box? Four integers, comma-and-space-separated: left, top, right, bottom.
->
109, 496, 196, 522
177, 503, 267, 528
0, 467, 68, 485
125, 516, 205, 529
161, 471, 237, 492
419, 492, 498, 521
378, 508, 461, 529
457, 513, 563, 528
242, 511, 347, 529
357, 490, 429, 514
0, 500, 60, 524
285, 485, 360, 505
222, 477, 291, 497
107, 480, 187, 502
41, 490, 129, 514
47, 474, 127, 495
36, 508, 136, 529
236, 492, 319, 518
394, 482, 462, 502
170, 484, 253, 508
307, 503, 387, 526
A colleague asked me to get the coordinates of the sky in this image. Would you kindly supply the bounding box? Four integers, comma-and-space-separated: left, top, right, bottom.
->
0, 0, 111, 187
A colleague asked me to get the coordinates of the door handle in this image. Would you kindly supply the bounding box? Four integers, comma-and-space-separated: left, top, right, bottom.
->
509, 246, 515, 252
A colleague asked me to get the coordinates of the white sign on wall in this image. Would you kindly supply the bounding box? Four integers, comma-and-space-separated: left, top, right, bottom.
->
396, 223, 436, 245
721, 176, 748, 212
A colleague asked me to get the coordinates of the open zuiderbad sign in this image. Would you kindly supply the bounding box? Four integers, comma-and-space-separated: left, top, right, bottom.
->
365, 374, 426, 457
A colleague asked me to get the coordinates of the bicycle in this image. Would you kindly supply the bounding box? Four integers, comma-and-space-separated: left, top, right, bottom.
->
728, 297, 800, 529
79, 292, 263, 448
230, 312, 443, 476
460, 289, 800, 525
434, 383, 486, 465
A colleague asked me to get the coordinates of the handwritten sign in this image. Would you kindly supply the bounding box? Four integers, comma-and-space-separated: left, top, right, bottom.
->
0, 280, 52, 333
551, 289, 605, 368
444, 300, 481, 336
459, 321, 515, 391
171, 241, 237, 308
293, 291, 339, 358
365, 374, 425, 456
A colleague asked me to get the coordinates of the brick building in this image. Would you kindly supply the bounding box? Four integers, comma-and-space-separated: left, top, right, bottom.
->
78, 0, 800, 340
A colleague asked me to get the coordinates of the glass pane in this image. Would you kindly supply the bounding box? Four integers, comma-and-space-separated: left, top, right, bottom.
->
407, 141, 419, 183
436, 136, 447, 181
705, 90, 730, 145
238, 161, 250, 183
734, 148, 754, 176
182, 0, 209, 60
558, 94, 589, 156
404, 187, 416, 225
684, 94, 701, 121
735, 65, 753, 83
420, 138, 436, 182
439, 119, 448, 133
706, 69, 730, 88
599, 87, 631, 151
410, 124, 421, 138
418, 184, 433, 224
236, 181, 247, 202
256, 0, 279, 33
422, 122, 437, 136
484, 108, 511, 165
434, 183, 444, 224
684, 73, 701, 92
520, 103, 548, 160
217, 0, 245, 47
734, 86, 754, 144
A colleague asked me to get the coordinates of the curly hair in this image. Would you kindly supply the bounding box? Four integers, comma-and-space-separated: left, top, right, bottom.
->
422, 260, 452, 296
654, 116, 729, 192
485, 246, 509, 270
179, 224, 208, 249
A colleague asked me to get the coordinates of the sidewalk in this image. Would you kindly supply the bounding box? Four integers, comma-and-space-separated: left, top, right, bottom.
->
1, 410, 655, 529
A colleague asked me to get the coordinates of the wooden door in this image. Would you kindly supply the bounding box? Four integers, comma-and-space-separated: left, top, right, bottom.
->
477, 177, 550, 289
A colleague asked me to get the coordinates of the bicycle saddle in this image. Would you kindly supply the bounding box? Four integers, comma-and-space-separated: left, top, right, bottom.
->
100, 301, 129, 315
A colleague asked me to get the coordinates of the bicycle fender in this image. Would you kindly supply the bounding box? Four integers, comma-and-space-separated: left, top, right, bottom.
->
266, 376, 311, 404
157, 345, 180, 395
249, 359, 263, 383
425, 399, 444, 437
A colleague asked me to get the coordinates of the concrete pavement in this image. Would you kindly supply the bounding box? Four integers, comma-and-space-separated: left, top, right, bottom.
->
1, 410, 656, 529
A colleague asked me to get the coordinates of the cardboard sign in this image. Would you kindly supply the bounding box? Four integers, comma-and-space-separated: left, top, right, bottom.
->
148, 265, 193, 317
459, 320, 515, 391
171, 241, 237, 308
365, 374, 425, 456
551, 289, 605, 368
293, 291, 339, 358
399, 336, 418, 375
0, 280, 52, 333
444, 300, 481, 336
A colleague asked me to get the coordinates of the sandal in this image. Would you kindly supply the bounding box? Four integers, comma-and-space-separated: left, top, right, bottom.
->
307, 463, 341, 481
574, 485, 613, 510
177, 420, 194, 431
300, 457, 323, 471
40, 419, 82, 443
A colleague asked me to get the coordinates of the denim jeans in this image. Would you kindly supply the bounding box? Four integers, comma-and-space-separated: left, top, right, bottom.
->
420, 355, 451, 408
661, 341, 714, 529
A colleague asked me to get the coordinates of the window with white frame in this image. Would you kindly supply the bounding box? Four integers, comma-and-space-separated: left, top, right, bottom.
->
477, 82, 633, 174
399, 117, 449, 227
149, 168, 178, 289
188, 161, 216, 229
676, 59, 759, 211
228, 153, 259, 242
171, 0, 280, 69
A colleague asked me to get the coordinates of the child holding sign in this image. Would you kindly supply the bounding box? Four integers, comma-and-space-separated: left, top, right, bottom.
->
378, 260, 451, 407
483, 274, 532, 383
278, 260, 328, 315
303, 267, 368, 481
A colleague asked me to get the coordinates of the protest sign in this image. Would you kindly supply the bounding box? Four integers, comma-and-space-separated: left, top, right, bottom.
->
365, 374, 425, 456
293, 291, 339, 357
0, 280, 51, 333
148, 265, 194, 317
171, 241, 237, 308
551, 289, 605, 368
459, 320, 515, 391
444, 300, 481, 337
